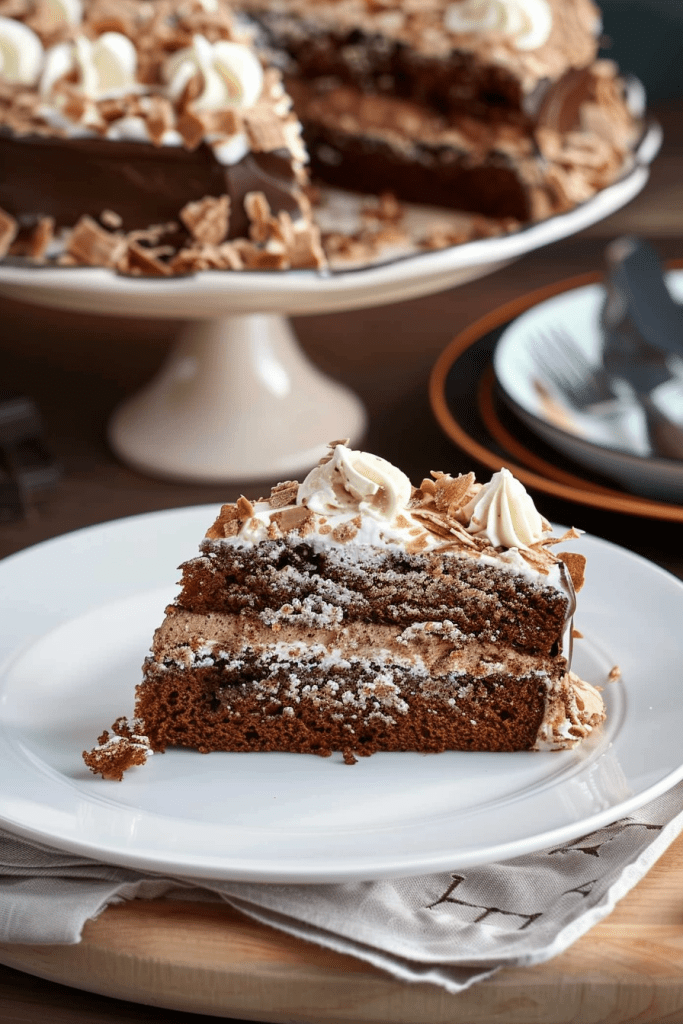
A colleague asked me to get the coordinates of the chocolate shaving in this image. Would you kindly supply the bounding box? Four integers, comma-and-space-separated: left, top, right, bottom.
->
176, 108, 206, 151
236, 495, 255, 518
244, 190, 272, 243
180, 194, 231, 246
119, 240, 173, 277
201, 107, 241, 138
271, 505, 314, 535
169, 241, 244, 274
233, 240, 289, 271
9, 216, 55, 260
542, 526, 583, 547
411, 508, 480, 547
268, 480, 299, 508
0, 206, 18, 258
205, 503, 241, 539
65, 215, 127, 267
144, 94, 175, 146
288, 222, 326, 269
243, 107, 288, 153
433, 472, 477, 516
557, 551, 587, 593
519, 548, 551, 575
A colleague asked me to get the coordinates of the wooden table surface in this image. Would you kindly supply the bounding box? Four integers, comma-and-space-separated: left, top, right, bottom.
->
1, 99, 682, 1024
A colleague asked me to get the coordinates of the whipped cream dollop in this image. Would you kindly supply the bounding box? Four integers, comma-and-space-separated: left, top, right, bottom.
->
0, 16, 44, 85
462, 467, 549, 548
163, 34, 264, 111
444, 0, 553, 50
41, 32, 138, 100
298, 445, 413, 521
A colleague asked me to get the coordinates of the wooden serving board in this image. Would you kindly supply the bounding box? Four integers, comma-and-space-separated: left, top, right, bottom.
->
3, 832, 683, 1023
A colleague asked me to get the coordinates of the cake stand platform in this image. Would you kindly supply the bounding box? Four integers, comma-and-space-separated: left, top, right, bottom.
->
0, 125, 660, 483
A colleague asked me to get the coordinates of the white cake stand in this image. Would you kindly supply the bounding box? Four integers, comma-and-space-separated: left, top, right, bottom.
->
0, 125, 660, 482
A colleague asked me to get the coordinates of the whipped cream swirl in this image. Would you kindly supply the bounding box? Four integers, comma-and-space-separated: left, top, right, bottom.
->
163, 34, 264, 111
462, 467, 549, 548
298, 445, 413, 521
444, 0, 553, 50
0, 16, 43, 85
41, 32, 138, 100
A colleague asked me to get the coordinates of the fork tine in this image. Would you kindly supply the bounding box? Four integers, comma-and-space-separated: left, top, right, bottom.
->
530, 328, 615, 409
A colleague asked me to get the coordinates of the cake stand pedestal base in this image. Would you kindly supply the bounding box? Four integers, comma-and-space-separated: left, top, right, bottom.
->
107, 312, 366, 483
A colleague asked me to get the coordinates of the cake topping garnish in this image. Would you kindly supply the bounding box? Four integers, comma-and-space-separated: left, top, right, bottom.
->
163, 35, 264, 112
41, 31, 138, 101
268, 479, 299, 509
0, 15, 44, 84
557, 551, 586, 592
444, 0, 553, 51
298, 443, 412, 521
460, 467, 550, 548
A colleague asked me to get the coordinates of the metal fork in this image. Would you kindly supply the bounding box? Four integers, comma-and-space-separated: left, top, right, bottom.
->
532, 327, 683, 460
532, 328, 616, 410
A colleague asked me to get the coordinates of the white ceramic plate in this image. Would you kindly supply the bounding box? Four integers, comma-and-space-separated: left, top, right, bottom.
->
493, 271, 683, 503
0, 505, 682, 883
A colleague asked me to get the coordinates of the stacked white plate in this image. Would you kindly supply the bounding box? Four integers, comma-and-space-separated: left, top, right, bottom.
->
493, 271, 683, 503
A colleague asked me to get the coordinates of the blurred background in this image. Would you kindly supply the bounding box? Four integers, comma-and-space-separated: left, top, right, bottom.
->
599, 0, 683, 101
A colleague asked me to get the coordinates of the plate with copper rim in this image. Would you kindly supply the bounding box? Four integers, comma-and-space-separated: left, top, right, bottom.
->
429, 270, 683, 522
1, 505, 683, 881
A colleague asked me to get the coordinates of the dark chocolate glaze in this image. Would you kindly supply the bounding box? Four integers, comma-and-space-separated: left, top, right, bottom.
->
0, 130, 301, 237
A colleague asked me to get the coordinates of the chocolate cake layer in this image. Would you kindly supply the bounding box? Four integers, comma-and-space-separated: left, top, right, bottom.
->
303, 121, 531, 218
248, 14, 528, 120
138, 609, 563, 754
0, 132, 301, 238
178, 539, 572, 657
136, 667, 550, 755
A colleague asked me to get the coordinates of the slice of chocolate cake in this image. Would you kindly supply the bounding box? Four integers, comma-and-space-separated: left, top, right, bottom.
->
242, 0, 641, 222
0, 0, 325, 272
84, 442, 605, 777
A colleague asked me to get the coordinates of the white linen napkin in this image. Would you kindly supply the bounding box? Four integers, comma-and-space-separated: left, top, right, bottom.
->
2, 783, 683, 994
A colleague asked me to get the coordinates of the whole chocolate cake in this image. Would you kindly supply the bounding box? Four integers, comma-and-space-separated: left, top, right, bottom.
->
84, 443, 604, 779
0, 0, 641, 273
